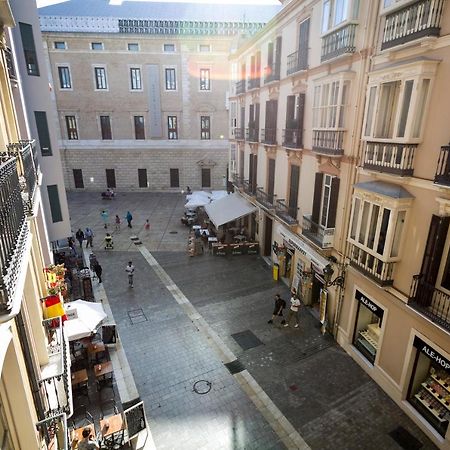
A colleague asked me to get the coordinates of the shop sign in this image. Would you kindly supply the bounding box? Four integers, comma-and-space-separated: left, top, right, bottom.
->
355, 290, 383, 318
413, 336, 450, 371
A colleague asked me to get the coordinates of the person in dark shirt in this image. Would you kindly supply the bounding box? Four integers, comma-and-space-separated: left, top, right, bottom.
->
93, 262, 103, 283
267, 294, 286, 325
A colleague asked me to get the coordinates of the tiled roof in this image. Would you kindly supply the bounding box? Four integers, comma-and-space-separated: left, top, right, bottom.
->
354, 181, 414, 199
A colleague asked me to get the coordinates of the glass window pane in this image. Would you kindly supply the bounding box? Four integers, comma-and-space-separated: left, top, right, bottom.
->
367, 205, 380, 250
391, 210, 405, 257
397, 80, 413, 137
350, 197, 360, 240
322, 0, 331, 32
412, 79, 430, 138
359, 201, 370, 245
377, 208, 391, 256
364, 86, 377, 136
375, 81, 400, 138
334, 0, 348, 26
339, 81, 349, 128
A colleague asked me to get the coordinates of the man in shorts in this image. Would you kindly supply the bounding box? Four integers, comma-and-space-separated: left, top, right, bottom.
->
126, 261, 135, 288
268, 294, 286, 325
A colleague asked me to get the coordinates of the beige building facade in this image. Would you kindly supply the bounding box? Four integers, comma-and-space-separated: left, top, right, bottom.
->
229, 0, 450, 448
38, 1, 280, 193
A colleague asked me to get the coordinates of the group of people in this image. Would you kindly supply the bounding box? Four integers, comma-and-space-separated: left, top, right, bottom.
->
101, 210, 134, 230
268, 288, 301, 328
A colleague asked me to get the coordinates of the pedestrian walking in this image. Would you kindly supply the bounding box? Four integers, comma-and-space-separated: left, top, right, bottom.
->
268, 294, 286, 325
75, 228, 84, 247
93, 262, 103, 283
115, 215, 121, 232
284, 295, 301, 328
144, 219, 150, 232
85, 227, 94, 248
101, 210, 109, 229
126, 211, 133, 228
125, 261, 135, 288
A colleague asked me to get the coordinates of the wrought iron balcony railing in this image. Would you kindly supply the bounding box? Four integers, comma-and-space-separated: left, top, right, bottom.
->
242, 179, 257, 196
434, 144, 450, 186
233, 174, 244, 189
381, 0, 444, 50
275, 199, 298, 225
36, 413, 69, 450
261, 128, 277, 146
4, 47, 17, 82
363, 141, 417, 176
256, 187, 275, 209
349, 243, 395, 286
264, 62, 280, 84
409, 275, 450, 332
247, 77, 260, 90
0, 157, 28, 316
236, 80, 246, 95
287, 49, 307, 75
39, 318, 72, 418
302, 215, 335, 249
234, 127, 245, 140
246, 127, 259, 143
321, 23, 357, 62
282, 128, 303, 149
409, 275, 450, 331
5, 140, 38, 215
312, 130, 345, 156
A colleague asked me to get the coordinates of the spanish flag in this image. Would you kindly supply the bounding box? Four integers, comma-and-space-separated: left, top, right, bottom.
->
43, 295, 67, 323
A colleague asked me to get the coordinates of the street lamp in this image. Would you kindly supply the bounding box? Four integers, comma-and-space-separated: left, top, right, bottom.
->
323, 264, 345, 288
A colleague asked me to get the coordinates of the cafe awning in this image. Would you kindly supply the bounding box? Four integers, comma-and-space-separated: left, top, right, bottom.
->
204, 193, 257, 228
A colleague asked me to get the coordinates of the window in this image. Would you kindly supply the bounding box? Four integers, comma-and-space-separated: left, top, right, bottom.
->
138, 169, 147, 188
65, 115, 78, 140
91, 42, 103, 50
73, 169, 84, 188
128, 43, 139, 51
322, 0, 354, 33
54, 41, 66, 49
106, 169, 116, 188
170, 168, 180, 188
288, 164, 300, 219
200, 69, 210, 91
168, 116, 178, 139
100, 115, 112, 140
200, 116, 210, 139
58, 66, 71, 89
94, 67, 107, 90
19, 22, 39, 76
165, 68, 176, 90
47, 185, 63, 222
201, 168, 211, 188
164, 44, 175, 52
34, 111, 52, 156
311, 173, 340, 232
313, 79, 349, 129
130, 67, 142, 90
134, 115, 145, 139
199, 44, 211, 52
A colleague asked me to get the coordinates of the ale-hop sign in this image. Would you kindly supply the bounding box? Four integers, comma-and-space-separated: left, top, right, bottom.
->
413, 336, 450, 371
355, 290, 384, 319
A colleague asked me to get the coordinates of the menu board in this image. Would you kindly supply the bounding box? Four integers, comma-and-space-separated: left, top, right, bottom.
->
124, 401, 146, 440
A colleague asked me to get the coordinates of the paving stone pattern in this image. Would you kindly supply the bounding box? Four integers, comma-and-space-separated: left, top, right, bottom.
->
67, 192, 437, 450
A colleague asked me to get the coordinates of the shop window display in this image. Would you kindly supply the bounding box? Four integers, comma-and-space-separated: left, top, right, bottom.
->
408, 336, 450, 437
352, 290, 383, 364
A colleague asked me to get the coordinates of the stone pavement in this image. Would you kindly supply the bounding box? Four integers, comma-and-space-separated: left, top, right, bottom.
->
67, 191, 437, 450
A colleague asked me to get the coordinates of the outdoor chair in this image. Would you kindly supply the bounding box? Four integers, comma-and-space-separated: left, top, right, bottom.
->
100, 400, 118, 420
71, 410, 94, 430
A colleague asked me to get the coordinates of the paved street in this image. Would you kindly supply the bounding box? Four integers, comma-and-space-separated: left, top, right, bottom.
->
67, 191, 437, 450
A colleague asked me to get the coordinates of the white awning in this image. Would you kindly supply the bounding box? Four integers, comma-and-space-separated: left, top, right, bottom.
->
204, 193, 257, 228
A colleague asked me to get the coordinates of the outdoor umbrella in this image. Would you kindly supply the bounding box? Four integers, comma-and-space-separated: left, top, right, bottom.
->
63, 300, 107, 341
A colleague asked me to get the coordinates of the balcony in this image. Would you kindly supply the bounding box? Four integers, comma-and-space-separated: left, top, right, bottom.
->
275, 199, 298, 226
264, 63, 280, 84
233, 174, 244, 189
0, 157, 28, 318
287, 50, 307, 75
234, 127, 245, 141
321, 23, 357, 62
381, 0, 444, 50
243, 179, 257, 196
39, 318, 72, 418
36, 413, 69, 450
312, 130, 345, 156
409, 275, 450, 332
282, 128, 303, 149
434, 143, 450, 186
4, 47, 17, 83
349, 243, 394, 286
261, 128, 277, 146
246, 127, 259, 143
256, 187, 275, 209
363, 141, 417, 176
236, 80, 246, 95
302, 215, 334, 249
248, 77, 260, 90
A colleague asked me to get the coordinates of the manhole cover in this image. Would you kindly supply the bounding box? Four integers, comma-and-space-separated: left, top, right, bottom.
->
231, 330, 263, 350
193, 380, 211, 394
169, 231, 178, 234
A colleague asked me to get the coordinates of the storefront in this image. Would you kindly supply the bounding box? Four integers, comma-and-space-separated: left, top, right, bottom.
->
352, 290, 384, 365
407, 336, 450, 438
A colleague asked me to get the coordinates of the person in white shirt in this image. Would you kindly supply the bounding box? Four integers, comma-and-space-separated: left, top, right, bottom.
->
284, 295, 301, 328
126, 261, 135, 288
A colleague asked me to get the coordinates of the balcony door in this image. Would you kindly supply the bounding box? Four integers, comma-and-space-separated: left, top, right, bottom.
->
288, 165, 300, 219
267, 158, 275, 203
249, 154, 258, 194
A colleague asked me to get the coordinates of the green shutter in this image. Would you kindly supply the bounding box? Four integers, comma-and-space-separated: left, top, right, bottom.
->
34, 111, 52, 156
47, 185, 63, 222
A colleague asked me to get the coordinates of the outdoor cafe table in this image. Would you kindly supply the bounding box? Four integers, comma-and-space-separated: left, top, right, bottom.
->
87, 342, 106, 362
71, 368, 88, 387
94, 361, 113, 379
100, 413, 124, 438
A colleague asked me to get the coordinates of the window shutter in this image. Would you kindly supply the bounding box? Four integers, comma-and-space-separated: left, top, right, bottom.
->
138, 169, 147, 188
47, 185, 62, 222
106, 169, 116, 188
311, 172, 324, 225
327, 177, 340, 228
267, 42, 274, 68
251, 154, 258, 194
255, 103, 260, 129
34, 111, 52, 156
288, 165, 300, 217
268, 159, 275, 202
275, 36, 282, 72
240, 107, 245, 129
249, 104, 254, 126
298, 18, 310, 70
296, 93, 305, 147
73, 169, 84, 189
286, 96, 296, 126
